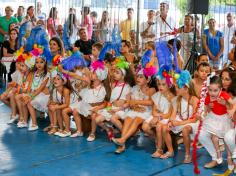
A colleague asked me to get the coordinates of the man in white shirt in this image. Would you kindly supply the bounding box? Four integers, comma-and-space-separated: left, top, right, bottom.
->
155, 1, 176, 41
222, 12, 236, 65
140, 10, 157, 49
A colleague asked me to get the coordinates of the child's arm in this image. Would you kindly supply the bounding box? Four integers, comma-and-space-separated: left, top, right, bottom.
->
54, 88, 70, 110
30, 77, 49, 98
61, 68, 90, 84
227, 98, 236, 117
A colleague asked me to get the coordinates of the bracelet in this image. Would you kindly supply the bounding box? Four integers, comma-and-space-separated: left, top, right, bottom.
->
29, 93, 35, 100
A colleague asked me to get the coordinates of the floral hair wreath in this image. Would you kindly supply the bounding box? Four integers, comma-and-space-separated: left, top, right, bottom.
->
114, 56, 129, 76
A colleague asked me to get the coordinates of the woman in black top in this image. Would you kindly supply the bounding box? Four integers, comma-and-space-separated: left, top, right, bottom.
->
2, 28, 18, 82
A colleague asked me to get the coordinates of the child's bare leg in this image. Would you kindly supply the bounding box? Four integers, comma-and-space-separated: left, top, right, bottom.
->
9, 93, 17, 117
56, 110, 63, 130
142, 122, 155, 137
72, 109, 82, 133
212, 134, 222, 164
110, 115, 122, 131
62, 108, 72, 132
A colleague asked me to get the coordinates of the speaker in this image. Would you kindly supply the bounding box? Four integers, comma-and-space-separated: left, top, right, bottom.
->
188, 0, 209, 15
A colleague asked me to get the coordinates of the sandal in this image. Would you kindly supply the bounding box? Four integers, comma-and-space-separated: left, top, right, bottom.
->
151, 149, 163, 158
48, 127, 57, 135
115, 145, 126, 154
43, 126, 52, 132
183, 155, 192, 164
160, 151, 174, 159
112, 138, 125, 146
87, 134, 96, 142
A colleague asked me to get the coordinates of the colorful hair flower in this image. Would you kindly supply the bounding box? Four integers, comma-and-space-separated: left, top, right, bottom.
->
176, 70, 191, 88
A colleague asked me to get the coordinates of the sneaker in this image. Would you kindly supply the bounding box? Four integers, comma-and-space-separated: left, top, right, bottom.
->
70, 132, 83, 138
58, 131, 71, 138
7, 118, 18, 124
54, 131, 63, 136
17, 122, 28, 128
87, 134, 96, 142
28, 125, 39, 131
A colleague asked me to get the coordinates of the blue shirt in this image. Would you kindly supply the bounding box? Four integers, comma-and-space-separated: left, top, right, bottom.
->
204, 29, 223, 59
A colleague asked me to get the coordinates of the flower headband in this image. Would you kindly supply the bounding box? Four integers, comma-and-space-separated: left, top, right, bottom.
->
90, 60, 108, 81
140, 50, 157, 77
114, 56, 129, 76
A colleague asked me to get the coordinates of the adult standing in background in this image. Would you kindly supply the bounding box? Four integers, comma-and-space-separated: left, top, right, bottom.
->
203, 18, 224, 70
222, 13, 236, 65
155, 1, 176, 41
96, 11, 111, 43
90, 11, 98, 42
15, 6, 25, 23
36, 1, 46, 23
140, 10, 156, 49
47, 7, 59, 39
0, 6, 18, 47
81, 6, 93, 40
119, 8, 136, 41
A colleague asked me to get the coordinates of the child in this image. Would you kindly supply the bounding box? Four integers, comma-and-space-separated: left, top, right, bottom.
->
169, 77, 198, 163
142, 78, 175, 158
200, 75, 235, 168
0, 61, 22, 123
144, 41, 159, 70
22, 54, 50, 131
196, 53, 209, 65
193, 62, 211, 98
90, 42, 103, 62
112, 68, 156, 153
93, 57, 135, 141
47, 73, 72, 136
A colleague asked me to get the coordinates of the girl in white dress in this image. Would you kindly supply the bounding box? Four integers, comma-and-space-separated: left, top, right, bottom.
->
93, 57, 135, 142
142, 78, 175, 158
22, 55, 50, 131
47, 72, 73, 136
112, 68, 156, 153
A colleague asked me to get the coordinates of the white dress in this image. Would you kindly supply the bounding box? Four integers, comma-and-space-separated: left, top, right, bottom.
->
30, 72, 50, 112
203, 105, 234, 138
145, 92, 172, 124
171, 97, 198, 135
125, 86, 152, 120
70, 85, 106, 117
98, 83, 131, 121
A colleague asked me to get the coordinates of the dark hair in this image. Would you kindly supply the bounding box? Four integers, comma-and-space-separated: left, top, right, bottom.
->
68, 14, 77, 37
8, 28, 18, 50
167, 39, 181, 51
196, 62, 210, 71
209, 75, 222, 88
197, 53, 208, 61
124, 68, 135, 87
90, 11, 97, 18
220, 67, 236, 91
122, 40, 131, 48
92, 42, 103, 51
104, 52, 115, 63
50, 37, 65, 56
79, 27, 86, 34
127, 8, 134, 11
49, 7, 57, 19
83, 6, 90, 15
228, 76, 236, 96
103, 77, 111, 102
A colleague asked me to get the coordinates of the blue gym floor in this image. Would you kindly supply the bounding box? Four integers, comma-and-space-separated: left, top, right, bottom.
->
0, 88, 232, 176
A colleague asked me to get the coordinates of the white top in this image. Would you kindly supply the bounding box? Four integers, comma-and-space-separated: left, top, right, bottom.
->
52, 88, 77, 104
130, 85, 151, 112
79, 85, 106, 104
140, 21, 157, 43
11, 70, 23, 84
152, 92, 171, 114
155, 15, 176, 41
222, 24, 236, 60
110, 84, 131, 102
31, 72, 50, 91
172, 96, 193, 121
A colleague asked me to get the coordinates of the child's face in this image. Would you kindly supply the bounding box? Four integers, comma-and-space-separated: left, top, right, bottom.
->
113, 68, 124, 81
208, 83, 221, 100
120, 42, 129, 53
53, 75, 64, 87
91, 72, 99, 81
92, 47, 99, 58
136, 74, 147, 86
10, 30, 17, 40
35, 57, 46, 71
20, 62, 28, 73
197, 56, 209, 65
197, 66, 210, 81
157, 79, 168, 93
221, 71, 232, 90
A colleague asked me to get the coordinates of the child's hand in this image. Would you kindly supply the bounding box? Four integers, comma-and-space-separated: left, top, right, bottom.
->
48, 104, 58, 111
217, 97, 227, 106
172, 120, 181, 127
150, 118, 158, 127
8, 82, 17, 88
228, 109, 235, 118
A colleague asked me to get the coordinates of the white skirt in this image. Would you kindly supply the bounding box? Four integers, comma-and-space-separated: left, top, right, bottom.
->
31, 92, 50, 112
145, 116, 169, 125
70, 100, 92, 117
125, 110, 151, 120
98, 106, 126, 121
171, 121, 199, 136
203, 112, 233, 138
